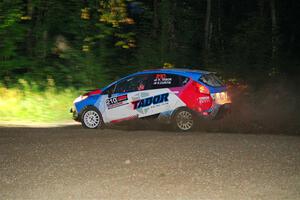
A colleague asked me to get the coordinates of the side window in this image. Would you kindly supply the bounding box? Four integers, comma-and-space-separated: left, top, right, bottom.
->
149, 73, 189, 89
102, 84, 116, 95
114, 75, 149, 93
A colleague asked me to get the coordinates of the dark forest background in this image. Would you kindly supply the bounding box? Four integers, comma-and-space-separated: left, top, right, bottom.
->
1, 0, 299, 88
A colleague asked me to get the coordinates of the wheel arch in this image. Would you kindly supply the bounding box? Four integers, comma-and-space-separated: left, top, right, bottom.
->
79, 105, 102, 117
80, 105, 105, 129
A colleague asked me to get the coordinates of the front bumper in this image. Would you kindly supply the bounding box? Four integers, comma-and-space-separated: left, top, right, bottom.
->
70, 107, 80, 122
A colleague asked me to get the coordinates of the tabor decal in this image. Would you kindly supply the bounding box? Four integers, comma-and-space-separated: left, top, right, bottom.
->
132, 93, 169, 110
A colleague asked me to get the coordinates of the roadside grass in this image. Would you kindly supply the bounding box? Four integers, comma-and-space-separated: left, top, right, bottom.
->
0, 80, 81, 123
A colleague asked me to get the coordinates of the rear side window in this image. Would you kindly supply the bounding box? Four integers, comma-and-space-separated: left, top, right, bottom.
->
199, 74, 223, 87
148, 73, 189, 89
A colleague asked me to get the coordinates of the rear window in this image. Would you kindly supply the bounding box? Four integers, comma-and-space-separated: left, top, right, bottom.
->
199, 74, 224, 87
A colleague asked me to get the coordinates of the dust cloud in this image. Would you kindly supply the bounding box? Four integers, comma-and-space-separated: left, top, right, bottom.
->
199, 79, 300, 135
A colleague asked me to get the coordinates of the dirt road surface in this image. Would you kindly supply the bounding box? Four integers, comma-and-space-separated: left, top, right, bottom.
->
1, 126, 300, 200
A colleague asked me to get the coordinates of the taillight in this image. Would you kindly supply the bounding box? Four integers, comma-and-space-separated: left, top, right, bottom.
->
196, 83, 210, 94
212, 91, 231, 104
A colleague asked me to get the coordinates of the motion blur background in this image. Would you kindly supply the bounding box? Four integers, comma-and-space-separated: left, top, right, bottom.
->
0, 0, 299, 132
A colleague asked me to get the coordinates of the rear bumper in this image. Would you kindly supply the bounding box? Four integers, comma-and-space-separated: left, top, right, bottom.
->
209, 103, 231, 119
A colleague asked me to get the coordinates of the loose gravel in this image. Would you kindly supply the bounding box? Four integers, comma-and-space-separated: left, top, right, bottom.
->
0, 126, 299, 200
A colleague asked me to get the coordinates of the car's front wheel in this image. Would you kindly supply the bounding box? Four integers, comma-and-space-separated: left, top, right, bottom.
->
173, 108, 195, 131
81, 106, 104, 129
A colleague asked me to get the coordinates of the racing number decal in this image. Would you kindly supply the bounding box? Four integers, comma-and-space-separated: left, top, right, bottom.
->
106, 97, 118, 105
106, 94, 128, 109
156, 74, 167, 79
153, 74, 172, 85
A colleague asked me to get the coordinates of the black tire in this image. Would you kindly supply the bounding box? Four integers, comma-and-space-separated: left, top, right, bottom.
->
172, 108, 195, 131
81, 106, 104, 129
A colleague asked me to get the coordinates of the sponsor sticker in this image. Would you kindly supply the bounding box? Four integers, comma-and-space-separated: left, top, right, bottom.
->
198, 96, 211, 104
153, 74, 172, 85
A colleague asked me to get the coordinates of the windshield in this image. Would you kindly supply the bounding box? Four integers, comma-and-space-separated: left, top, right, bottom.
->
199, 73, 224, 87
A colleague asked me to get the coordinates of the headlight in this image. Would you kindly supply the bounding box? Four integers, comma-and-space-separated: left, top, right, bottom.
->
73, 95, 88, 103
81, 95, 88, 101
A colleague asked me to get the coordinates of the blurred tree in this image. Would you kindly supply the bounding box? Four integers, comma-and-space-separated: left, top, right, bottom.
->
0, 0, 29, 85
0, 0, 300, 87
204, 0, 211, 62
270, 0, 279, 70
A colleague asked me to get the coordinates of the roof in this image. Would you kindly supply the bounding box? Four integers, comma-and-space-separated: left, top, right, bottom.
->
135, 68, 212, 78
144, 68, 211, 74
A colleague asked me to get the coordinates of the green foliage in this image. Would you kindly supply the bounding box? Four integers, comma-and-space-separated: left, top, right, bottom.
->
0, 0, 136, 88
0, 81, 80, 123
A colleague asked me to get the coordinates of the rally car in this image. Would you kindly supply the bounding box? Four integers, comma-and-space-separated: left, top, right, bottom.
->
70, 68, 231, 131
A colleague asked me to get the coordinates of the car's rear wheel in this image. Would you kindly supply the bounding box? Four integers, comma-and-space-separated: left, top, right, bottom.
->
81, 106, 104, 129
173, 108, 195, 131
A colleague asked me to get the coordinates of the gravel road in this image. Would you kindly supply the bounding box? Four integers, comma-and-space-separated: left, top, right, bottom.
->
0, 126, 299, 200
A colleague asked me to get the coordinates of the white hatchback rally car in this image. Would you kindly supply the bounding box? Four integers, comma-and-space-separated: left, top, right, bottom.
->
70, 68, 231, 131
